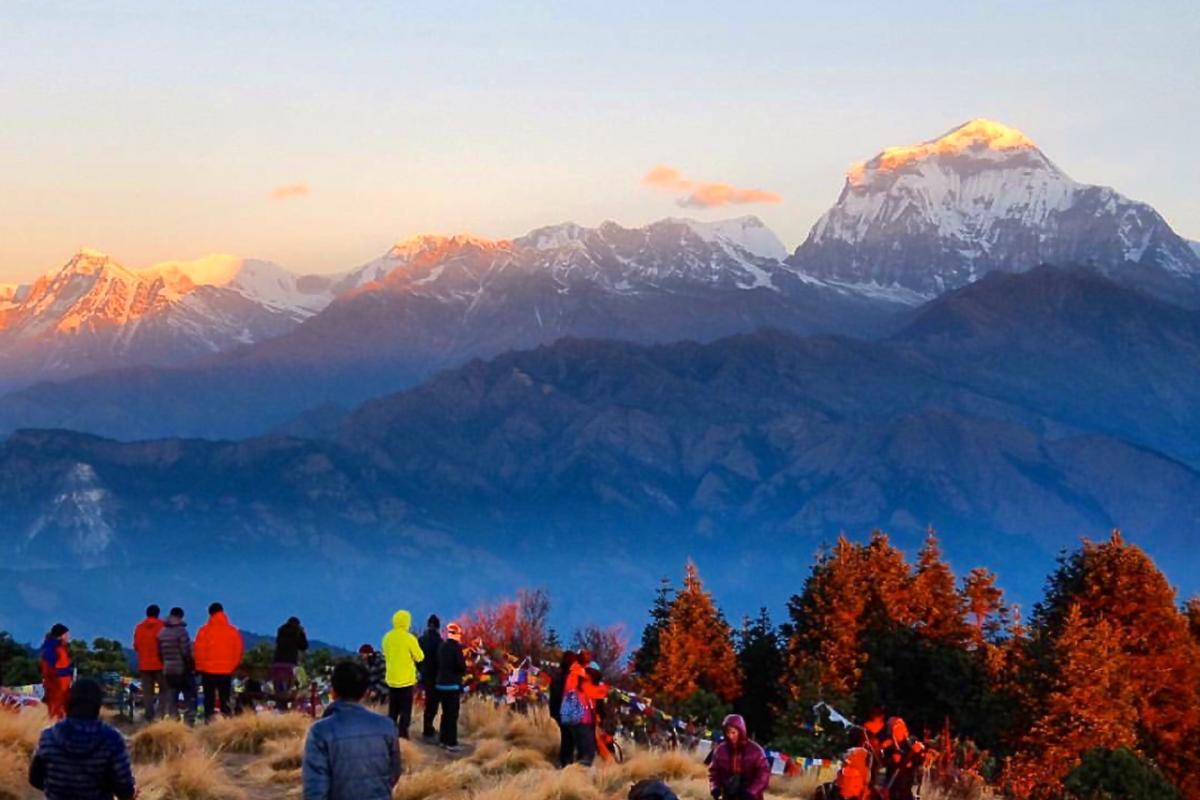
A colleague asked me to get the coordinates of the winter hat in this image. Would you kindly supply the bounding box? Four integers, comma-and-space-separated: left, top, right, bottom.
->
49, 623, 68, 638
427, 614, 441, 628
446, 622, 463, 641
358, 644, 374, 656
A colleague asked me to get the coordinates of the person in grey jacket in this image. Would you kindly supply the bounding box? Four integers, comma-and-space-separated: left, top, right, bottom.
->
303, 660, 400, 800
157, 607, 197, 725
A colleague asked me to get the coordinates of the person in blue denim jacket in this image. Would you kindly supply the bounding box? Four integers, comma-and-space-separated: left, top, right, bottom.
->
302, 660, 401, 800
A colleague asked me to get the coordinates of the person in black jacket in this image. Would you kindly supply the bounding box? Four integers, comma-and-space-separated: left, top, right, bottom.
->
29, 678, 136, 800
417, 615, 442, 741
272, 616, 309, 711
548, 650, 579, 767
435, 622, 468, 751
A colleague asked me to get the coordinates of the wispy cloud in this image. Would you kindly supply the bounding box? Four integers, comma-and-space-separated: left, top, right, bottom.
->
270, 182, 309, 201
641, 165, 781, 208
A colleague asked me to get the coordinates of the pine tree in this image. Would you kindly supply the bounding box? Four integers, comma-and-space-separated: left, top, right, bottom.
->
962, 566, 1008, 646
1185, 596, 1200, 645
1003, 605, 1138, 799
910, 528, 969, 644
1031, 532, 1200, 797
632, 577, 674, 681
649, 562, 741, 703
735, 608, 785, 743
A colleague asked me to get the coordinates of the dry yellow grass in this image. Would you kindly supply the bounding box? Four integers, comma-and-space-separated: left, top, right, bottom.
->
397, 737, 427, 773
130, 719, 201, 763
135, 750, 247, 800
458, 698, 560, 761
0, 706, 47, 757
392, 760, 484, 800
472, 764, 605, 800
0, 746, 30, 800
198, 712, 311, 754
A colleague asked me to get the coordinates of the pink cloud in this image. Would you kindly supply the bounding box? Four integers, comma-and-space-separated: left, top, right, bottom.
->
641, 164, 781, 208
270, 183, 309, 201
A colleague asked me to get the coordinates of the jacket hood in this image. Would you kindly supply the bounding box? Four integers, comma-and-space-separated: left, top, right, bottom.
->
722, 714, 749, 741
208, 611, 232, 627
391, 610, 412, 632
51, 718, 106, 758
40, 636, 63, 663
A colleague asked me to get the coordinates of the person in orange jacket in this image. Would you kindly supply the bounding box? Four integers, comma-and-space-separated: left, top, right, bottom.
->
39, 623, 72, 720
132, 604, 166, 721
562, 657, 609, 766
194, 602, 244, 721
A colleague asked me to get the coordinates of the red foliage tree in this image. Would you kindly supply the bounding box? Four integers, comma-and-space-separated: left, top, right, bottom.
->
649, 562, 741, 703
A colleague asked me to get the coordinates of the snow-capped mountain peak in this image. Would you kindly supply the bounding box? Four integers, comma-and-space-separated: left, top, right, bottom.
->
146, 254, 331, 315
670, 215, 789, 261
789, 118, 1200, 299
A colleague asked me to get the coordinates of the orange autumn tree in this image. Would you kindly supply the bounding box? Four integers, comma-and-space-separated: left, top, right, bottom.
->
648, 562, 741, 703
1022, 532, 1200, 797
1185, 596, 1200, 645
910, 528, 970, 644
962, 566, 1008, 647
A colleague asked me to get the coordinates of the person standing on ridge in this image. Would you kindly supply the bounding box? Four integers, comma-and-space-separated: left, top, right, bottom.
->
194, 602, 244, 721
380, 609, 424, 738
133, 604, 166, 722
28, 678, 136, 800
358, 644, 387, 704
273, 616, 309, 711
435, 622, 467, 751
417, 614, 443, 741
708, 714, 771, 800
549, 650, 579, 767
39, 623, 72, 720
158, 607, 197, 725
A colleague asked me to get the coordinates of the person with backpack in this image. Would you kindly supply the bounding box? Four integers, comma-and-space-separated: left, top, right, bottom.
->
29, 678, 136, 800
132, 604, 165, 722
880, 717, 926, 800
560, 656, 608, 766
194, 602, 244, 721
417, 615, 442, 741
158, 607, 197, 724
435, 622, 467, 751
548, 650, 579, 766
273, 616, 309, 711
381, 610, 424, 738
39, 624, 72, 720
708, 714, 770, 800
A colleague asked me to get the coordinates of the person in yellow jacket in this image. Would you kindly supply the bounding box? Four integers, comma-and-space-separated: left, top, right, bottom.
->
381, 610, 424, 738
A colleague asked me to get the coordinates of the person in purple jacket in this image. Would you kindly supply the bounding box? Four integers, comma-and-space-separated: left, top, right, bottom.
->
708, 714, 770, 800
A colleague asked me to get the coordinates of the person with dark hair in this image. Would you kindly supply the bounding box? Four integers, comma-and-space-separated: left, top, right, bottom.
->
39, 623, 72, 720
133, 604, 165, 722
358, 644, 387, 703
158, 607, 197, 724
302, 660, 400, 800
549, 650, 579, 767
273, 616, 309, 711
194, 602, 244, 721
708, 714, 770, 800
380, 609, 424, 738
435, 622, 467, 751
417, 614, 442, 741
29, 678, 136, 800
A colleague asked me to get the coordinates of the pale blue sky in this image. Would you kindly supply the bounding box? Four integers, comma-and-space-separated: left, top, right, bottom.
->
2, 1, 1197, 279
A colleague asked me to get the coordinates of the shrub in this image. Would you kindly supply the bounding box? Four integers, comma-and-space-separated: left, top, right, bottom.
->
1062, 747, 1179, 800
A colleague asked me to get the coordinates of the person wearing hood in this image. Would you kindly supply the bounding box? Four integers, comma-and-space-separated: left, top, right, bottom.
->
158, 607, 197, 724
194, 602, 244, 721
708, 714, 770, 800
273, 616, 309, 711
39, 623, 72, 720
561, 656, 609, 766
417, 614, 442, 741
435, 622, 467, 750
29, 677, 136, 800
302, 660, 400, 800
132, 604, 165, 722
380, 610, 424, 738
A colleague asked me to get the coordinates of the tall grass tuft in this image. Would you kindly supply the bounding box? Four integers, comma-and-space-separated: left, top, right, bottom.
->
198, 712, 311, 754
135, 750, 247, 800
130, 719, 201, 763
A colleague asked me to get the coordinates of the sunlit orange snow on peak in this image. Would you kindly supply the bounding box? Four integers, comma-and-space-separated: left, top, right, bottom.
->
387, 233, 512, 262
846, 118, 1038, 185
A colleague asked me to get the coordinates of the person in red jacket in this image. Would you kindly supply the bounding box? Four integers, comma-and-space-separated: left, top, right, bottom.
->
193, 602, 244, 721
132, 604, 166, 721
39, 623, 73, 720
562, 658, 609, 766
708, 714, 771, 800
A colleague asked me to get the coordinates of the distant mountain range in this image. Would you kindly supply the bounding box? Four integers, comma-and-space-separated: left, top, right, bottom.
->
0, 265, 1197, 643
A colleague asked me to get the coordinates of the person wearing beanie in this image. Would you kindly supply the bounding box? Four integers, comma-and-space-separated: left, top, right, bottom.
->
417, 614, 443, 741
29, 678, 136, 800
132, 604, 165, 721
39, 623, 72, 720
380, 610, 424, 739
434, 622, 467, 750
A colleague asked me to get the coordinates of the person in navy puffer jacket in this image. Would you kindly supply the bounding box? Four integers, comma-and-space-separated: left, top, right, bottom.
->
29, 678, 136, 800
303, 660, 400, 800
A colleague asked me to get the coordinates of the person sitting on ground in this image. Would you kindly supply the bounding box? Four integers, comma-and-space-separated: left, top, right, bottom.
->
29, 678, 136, 800
273, 616, 309, 711
880, 717, 925, 800
708, 714, 770, 800
417, 614, 442, 741
132, 604, 165, 722
629, 779, 680, 800
302, 660, 400, 800
435, 622, 468, 751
